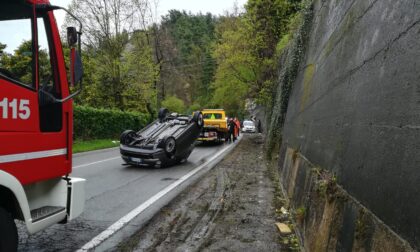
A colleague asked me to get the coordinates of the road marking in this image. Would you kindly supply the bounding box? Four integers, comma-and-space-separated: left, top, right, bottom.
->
73, 157, 121, 169
77, 138, 241, 251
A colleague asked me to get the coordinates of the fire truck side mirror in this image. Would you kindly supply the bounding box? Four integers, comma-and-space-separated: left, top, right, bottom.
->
67, 27, 78, 47
70, 48, 83, 86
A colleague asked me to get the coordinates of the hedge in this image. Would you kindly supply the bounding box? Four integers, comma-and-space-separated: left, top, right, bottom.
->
73, 105, 150, 140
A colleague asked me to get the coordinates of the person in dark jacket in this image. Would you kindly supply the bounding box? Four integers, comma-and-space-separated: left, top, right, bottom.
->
227, 118, 237, 143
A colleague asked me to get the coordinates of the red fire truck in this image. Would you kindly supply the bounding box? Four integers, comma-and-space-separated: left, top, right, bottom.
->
0, 1, 84, 250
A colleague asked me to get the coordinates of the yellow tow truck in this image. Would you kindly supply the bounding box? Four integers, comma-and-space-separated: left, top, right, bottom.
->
198, 109, 228, 142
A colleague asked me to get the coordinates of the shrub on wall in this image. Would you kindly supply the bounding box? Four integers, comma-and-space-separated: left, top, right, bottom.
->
73, 105, 149, 140
265, 1, 314, 159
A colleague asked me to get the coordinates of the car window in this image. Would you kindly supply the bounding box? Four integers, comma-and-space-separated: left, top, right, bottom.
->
244, 121, 254, 126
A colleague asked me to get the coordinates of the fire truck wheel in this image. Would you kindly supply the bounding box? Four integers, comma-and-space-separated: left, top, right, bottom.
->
0, 207, 18, 252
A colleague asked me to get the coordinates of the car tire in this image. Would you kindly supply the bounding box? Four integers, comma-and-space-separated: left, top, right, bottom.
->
158, 108, 169, 122
163, 136, 176, 155
120, 130, 137, 145
192, 111, 204, 128
0, 207, 18, 252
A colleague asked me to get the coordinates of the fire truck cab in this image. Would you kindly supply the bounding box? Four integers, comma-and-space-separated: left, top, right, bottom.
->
0, 0, 85, 250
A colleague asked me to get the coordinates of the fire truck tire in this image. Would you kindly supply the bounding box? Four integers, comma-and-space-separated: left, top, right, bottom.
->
0, 207, 18, 252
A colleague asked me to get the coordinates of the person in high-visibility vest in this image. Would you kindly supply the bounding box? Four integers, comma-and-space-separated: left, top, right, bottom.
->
233, 117, 240, 140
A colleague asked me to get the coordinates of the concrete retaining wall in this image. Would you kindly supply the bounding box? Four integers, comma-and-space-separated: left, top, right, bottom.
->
278, 0, 420, 249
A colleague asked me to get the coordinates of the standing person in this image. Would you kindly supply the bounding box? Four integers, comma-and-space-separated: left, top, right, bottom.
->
234, 117, 241, 138
258, 119, 262, 133
225, 117, 230, 142
227, 118, 236, 143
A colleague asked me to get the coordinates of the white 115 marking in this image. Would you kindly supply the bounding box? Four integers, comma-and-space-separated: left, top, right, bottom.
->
0, 98, 31, 120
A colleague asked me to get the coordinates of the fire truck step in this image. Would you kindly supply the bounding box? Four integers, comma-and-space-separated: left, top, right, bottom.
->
31, 206, 66, 223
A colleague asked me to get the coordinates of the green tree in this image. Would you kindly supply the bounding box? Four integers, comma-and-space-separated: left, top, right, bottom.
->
0, 40, 50, 85
210, 14, 257, 116
188, 102, 202, 113
162, 95, 186, 113
67, 0, 156, 111
210, 0, 302, 115
61, 0, 302, 120
123, 31, 159, 116
0, 41, 33, 84
244, 0, 302, 104
245, 0, 293, 59
0, 43, 6, 56
159, 11, 217, 106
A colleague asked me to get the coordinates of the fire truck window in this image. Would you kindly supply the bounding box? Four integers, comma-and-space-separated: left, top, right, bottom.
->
37, 17, 58, 96
0, 18, 34, 88
38, 17, 62, 132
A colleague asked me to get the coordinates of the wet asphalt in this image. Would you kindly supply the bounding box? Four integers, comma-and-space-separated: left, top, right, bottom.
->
17, 143, 226, 252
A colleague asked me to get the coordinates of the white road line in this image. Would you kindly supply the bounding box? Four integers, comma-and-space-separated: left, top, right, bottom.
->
73, 157, 121, 169
77, 140, 239, 251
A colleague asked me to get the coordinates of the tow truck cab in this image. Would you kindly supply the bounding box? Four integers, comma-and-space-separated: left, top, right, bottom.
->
0, 0, 84, 250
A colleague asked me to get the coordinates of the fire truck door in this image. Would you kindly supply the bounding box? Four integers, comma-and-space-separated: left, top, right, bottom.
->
0, 13, 69, 185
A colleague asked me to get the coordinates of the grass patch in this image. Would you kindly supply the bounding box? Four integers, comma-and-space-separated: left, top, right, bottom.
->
73, 139, 119, 153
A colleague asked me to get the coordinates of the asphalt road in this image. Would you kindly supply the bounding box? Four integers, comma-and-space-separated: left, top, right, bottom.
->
17, 143, 227, 252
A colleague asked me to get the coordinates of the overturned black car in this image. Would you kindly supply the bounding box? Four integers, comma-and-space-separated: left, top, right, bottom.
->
120, 108, 204, 168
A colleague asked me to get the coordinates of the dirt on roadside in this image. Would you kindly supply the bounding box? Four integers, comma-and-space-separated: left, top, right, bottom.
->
118, 134, 291, 252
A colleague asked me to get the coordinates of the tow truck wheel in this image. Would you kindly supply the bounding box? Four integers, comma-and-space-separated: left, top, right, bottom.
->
0, 207, 18, 252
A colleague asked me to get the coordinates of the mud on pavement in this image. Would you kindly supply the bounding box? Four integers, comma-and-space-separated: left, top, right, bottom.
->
118, 134, 292, 251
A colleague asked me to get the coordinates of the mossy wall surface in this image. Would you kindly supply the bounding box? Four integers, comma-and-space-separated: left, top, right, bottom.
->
273, 0, 420, 249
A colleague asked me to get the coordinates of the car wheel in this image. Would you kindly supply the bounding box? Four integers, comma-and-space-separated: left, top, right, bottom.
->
192, 111, 204, 128
163, 136, 176, 154
158, 108, 169, 122
120, 130, 137, 145
0, 207, 18, 252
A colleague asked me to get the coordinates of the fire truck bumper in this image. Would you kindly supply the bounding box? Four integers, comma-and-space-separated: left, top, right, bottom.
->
67, 177, 86, 221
